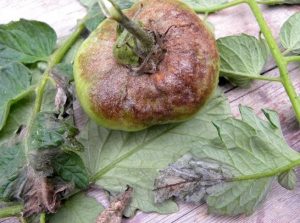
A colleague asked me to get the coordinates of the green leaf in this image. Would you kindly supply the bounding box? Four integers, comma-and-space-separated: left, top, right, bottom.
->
0, 63, 34, 131
0, 95, 34, 146
78, 91, 231, 216
53, 152, 89, 189
207, 178, 273, 216
217, 34, 268, 87
82, 1, 137, 32
154, 106, 300, 216
53, 63, 74, 81
182, 0, 228, 12
199, 106, 300, 214
0, 144, 25, 200
280, 12, 300, 54
49, 193, 103, 223
0, 19, 57, 65
278, 169, 296, 190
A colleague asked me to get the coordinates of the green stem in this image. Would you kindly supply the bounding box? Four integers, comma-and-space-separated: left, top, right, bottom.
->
256, 0, 285, 4
285, 56, 300, 63
235, 157, 300, 181
0, 204, 23, 218
246, 0, 300, 123
193, 0, 246, 13
99, 0, 154, 51
220, 69, 282, 82
24, 22, 85, 155
40, 212, 46, 223
193, 0, 285, 13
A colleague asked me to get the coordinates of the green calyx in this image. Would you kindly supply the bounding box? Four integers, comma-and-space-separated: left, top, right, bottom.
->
99, 0, 155, 68
113, 22, 143, 67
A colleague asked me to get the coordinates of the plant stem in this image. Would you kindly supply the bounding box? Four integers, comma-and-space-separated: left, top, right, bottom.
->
40, 212, 46, 223
285, 56, 300, 63
246, 0, 300, 123
220, 69, 282, 82
256, 0, 285, 4
193, 0, 246, 13
193, 0, 286, 13
24, 22, 85, 155
98, 0, 154, 51
0, 204, 23, 218
235, 157, 300, 181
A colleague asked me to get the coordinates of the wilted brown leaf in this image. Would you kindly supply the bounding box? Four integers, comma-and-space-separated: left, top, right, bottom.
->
96, 186, 133, 223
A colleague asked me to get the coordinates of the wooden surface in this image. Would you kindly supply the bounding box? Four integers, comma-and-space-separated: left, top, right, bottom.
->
1, 1, 300, 222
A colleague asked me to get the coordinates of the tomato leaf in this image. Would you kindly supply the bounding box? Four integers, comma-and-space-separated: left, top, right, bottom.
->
0, 112, 89, 216
154, 106, 300, 216
278, 169, 297, 190
0, 144, 25, 200
0, 63, 34, 131
80, 0, 137, 32
217, 34, 268, 87
76, 91, 231, 217
53, 152, 89, 189
0, 19, 57, 65
49, 193, 104, 223
280, 12, 300, 54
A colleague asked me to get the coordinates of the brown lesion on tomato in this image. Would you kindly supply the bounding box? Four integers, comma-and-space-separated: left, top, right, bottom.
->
79, 0, 219, 129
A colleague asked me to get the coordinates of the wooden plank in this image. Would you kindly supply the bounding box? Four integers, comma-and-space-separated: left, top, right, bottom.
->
0, 1, 300, 223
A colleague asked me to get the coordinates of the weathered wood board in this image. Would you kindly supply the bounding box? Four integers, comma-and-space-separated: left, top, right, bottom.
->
0, 1, 300, 222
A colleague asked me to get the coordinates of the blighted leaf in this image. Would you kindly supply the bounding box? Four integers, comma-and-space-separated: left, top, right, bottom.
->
280, 12, 300, 54
21, 166, 74, 217
154, 153, 233, 204
28, 112, 79, 151
217, 34, 268, 87
182, 0, 228, 12
1, 112, 88, 217
0, 63, 34, 131
78, 91, 231, 217
0, 19, 57, 65
96, 186, 133, 223
278, 169, 296, 190
49, 193, 104, 223
155, 106, 300, 216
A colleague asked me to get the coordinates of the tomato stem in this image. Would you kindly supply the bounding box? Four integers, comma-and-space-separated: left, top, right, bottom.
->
0, 204, 23, 218
98, 0, 154, 52
246, 0, 300, 123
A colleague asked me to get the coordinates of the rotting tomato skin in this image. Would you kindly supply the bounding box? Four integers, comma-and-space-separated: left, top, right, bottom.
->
74, 0, 219, 131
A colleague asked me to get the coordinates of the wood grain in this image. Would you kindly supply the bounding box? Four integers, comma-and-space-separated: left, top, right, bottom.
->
0, 1, 300, 223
